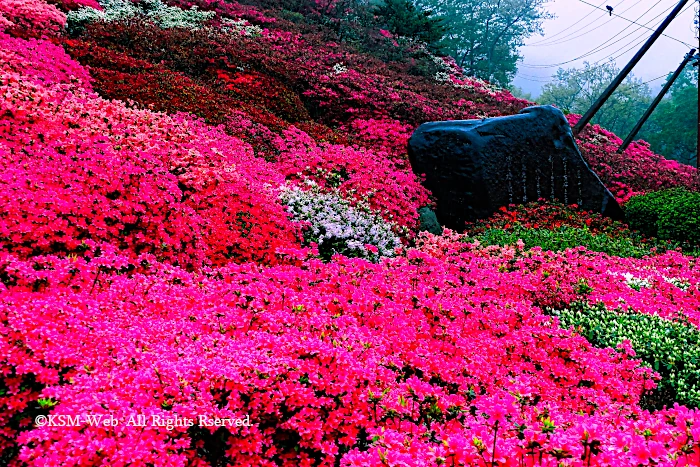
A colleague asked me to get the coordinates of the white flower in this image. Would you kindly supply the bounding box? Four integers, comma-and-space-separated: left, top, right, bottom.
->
221, 18, 263, 37
279, 183, 400, 261
434, 72, 450, 83
663, 276, 691, 291
67, 0, 215, 32
621, 272, 651, 290
332, 63, 348, 75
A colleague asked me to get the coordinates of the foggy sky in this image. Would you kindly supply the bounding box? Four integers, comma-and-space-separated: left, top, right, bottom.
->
514, 0, 698, 98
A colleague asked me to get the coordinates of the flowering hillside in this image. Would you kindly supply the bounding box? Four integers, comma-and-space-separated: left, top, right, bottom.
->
2, 1, 700, 466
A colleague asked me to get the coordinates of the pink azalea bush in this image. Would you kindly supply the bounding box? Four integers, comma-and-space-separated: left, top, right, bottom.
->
0, 0, 66, 37
273, 126, 430, 231
3, 241, 700, 466
0, 34, 93, 90
0, 36, 301, 268
341, 118, 413, 161
2, 1, 700, 465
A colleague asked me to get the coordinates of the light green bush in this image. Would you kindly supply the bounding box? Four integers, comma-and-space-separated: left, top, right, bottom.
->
471, 225, 652, 258
552, 301, 700, 409
625, 188, 700, 245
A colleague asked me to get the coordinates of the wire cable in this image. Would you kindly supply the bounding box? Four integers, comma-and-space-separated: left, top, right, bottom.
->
520, 1, 695, 69
521, 0, 671, 68
576, 0, 695, 48
526, 0, 609, 46
526, 0, 634, 47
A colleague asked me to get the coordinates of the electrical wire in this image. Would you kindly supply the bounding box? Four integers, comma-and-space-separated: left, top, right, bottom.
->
526, 0, 609, 46
599, 2, 697, 64
525, 0, 635, 48
576, 0, 695, 48
520, 1, 695, 69
521, 0, 671, 68
627, 72, 671, 89
514, 72, 553, 82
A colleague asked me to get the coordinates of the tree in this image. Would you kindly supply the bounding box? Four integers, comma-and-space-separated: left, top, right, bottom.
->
415, 0, 551, 87
638, 66, 698, 167
537, 60, 652, 139
375, 0, 448, 51
509, 84, 532, 100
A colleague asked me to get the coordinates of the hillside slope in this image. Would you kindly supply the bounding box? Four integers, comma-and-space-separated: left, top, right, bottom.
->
2, 1, 700, 466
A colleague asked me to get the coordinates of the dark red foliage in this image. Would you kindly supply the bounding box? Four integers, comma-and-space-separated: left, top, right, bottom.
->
214, 69, 310, 122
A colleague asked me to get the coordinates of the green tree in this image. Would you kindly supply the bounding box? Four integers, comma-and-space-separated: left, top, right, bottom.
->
375, 0, 448, 50
415, 0, 551, 87
638, 66, 698, 167
537, 60, 653, 138
509, 84, 533, 100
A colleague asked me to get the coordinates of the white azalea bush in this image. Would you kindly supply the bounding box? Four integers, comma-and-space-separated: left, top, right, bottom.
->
280, 182, 401, 261
221, 18, 263, 37
67, 0, 215, 33
621, 272, 651, 291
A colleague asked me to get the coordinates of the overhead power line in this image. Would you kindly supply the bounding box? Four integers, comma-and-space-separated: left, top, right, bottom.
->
520, 1, 696, 69
576, 0, 695, 48
572, 0, 691, 134
521, 0, 673, 68
525, 0, 634, 48
526, 0, 609, 46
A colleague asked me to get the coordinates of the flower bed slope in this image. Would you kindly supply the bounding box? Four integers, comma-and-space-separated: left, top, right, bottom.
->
2, 0, 700, 466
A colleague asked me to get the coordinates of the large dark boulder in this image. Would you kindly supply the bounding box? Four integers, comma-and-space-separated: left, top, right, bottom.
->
408, 105, 624, 230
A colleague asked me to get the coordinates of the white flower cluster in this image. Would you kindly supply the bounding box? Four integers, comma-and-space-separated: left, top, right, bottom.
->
332, 63, 348, 75
621, 272, 651, 291
663, 276, 691, 291
279, 182, 400, 261
221, 18, 263, 37
67, 0, 215, 32
425, 50, 501, 95
434, 71, 450, 82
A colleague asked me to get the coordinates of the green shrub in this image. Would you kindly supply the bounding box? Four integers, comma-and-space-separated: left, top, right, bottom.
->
471, 225, 652, 258
625, 188, 700, 244
658, 191, 700, 245
552, 302, 700, 409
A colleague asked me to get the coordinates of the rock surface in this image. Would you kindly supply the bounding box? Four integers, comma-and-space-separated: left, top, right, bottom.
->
417, 207, 442, 235
408, 105, 624, 230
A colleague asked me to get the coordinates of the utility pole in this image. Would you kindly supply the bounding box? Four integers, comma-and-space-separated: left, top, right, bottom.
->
573, 0, 689, 135
618, 49, 696, 153
696, 1, 699, 170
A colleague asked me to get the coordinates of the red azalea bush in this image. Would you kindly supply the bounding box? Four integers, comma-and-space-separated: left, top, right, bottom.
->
215, 69, 310, 123
569, 115, 700, 202
466, 201, 635, 237
58, 38, 266, 126
73, 15, 527, 127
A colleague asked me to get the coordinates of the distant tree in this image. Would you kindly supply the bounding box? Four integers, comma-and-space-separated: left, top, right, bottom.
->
271, 0, 377, 40
509, 84, 533, 101
415, 0, 551, 87
537, 60, 652, 139
638, 66, 698, 167
375, 0, 448, 51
